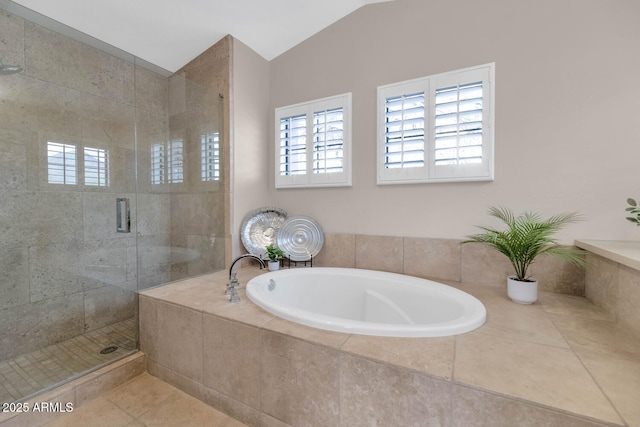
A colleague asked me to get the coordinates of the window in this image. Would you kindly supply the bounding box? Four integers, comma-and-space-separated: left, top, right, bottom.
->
275, 93, 352, 188
377, 63, 494, 184
47, 142, 77, 185
383, 92, 425, 170
84, 147, 110, 187
279, 114, 307, 177
201, 131, 220, 182
47, 142, 111, 187
151, 139, 184, 185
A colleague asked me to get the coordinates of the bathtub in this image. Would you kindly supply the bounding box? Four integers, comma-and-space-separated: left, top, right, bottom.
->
246, 267, 486, 337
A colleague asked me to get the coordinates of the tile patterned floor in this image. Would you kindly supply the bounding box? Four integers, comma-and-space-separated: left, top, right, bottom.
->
0, 318, 136, 403
43, 373, 248, 427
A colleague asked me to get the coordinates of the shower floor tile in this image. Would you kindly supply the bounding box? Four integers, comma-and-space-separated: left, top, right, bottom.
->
0, 318, 136, 404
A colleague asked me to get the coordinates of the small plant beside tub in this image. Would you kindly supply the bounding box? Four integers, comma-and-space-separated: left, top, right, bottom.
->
462, 206, 586, 304
265, 244, 285, 271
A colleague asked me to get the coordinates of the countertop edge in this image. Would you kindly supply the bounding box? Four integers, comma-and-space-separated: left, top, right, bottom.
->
575, 239, 640, 271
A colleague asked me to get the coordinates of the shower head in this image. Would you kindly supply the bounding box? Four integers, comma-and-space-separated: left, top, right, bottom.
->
0, 64, 23, 75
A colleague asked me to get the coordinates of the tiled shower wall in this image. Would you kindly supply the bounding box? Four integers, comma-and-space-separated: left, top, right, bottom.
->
1, 10, 140, 360
166, 37, 231, 281
0, 9, 228, 361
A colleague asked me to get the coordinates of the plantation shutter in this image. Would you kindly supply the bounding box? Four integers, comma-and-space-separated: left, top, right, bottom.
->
167, 139, 184, 184
384, 92, 425, 170
275, 93, 352, 188
429, 65, 492, 181
378, 64, 494, 184
279, 114, 307, 176
47, 142, 77, 185
151, 139, 184, 185
84, 147, 110, 187
201, 131, 220, 182
313, 107, 344, 174
434, 81, 483, 166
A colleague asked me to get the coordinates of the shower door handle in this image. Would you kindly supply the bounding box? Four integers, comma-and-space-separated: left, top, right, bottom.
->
116, 198, 131, 233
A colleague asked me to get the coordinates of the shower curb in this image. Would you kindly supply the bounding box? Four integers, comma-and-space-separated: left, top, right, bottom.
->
0, 352, 145, 427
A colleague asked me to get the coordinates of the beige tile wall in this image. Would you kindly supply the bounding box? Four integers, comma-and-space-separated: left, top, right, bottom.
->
168, 36, 230, 280
0, 9, 146, 360
585, 253, 640, 341
139, 289, 621, 427
0, 8, 229, 363
315, 233, 586, 295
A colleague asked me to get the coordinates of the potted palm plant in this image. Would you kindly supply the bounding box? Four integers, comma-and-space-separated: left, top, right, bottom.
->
462, 206, 586, 304
265, 244, 285, 271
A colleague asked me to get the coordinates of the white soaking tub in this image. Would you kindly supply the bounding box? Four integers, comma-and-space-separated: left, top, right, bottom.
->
246, 267, 486, 337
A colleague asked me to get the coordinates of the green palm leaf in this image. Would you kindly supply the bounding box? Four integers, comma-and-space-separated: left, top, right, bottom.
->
462, 207, 586, 281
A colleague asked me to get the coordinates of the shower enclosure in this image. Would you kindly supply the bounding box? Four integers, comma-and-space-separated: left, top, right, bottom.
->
0, 5, 227, 403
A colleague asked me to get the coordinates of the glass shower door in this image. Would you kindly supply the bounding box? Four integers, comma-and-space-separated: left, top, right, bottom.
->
0, 5, 226, 404
134, 65, 226, 290
0, 9, 138, 402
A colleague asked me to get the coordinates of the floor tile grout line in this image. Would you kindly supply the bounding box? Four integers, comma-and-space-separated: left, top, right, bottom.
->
0, 318, 135, 404
546, 311, 629, 427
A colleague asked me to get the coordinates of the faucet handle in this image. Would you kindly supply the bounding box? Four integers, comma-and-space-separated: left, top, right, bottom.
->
230, 274, 239, 287
228, 285, 240, 303
225, 273, 240, 295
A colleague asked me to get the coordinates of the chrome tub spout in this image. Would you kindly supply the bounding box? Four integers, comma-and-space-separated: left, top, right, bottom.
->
226, 254, 266, 303
229, 253, 266, 279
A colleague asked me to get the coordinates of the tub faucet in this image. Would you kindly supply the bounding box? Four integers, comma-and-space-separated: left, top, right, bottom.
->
228, 253, 266, 280
226, 254, 266, 302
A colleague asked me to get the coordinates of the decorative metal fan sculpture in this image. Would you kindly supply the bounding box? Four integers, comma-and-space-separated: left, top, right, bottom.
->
277, 216, 324, 261
240, 207, 288, 257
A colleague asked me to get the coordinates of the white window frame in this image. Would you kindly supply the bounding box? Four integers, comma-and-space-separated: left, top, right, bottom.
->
377, 63, 495, 185
275, 93, 352, 188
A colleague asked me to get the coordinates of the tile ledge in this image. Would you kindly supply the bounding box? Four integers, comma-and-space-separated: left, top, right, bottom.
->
576, 239, 640, 271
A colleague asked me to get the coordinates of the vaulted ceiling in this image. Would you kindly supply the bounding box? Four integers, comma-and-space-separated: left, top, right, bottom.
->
10, 0, 392, 72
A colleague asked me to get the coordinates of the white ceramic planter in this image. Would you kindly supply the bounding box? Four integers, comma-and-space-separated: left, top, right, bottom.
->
507, 276, 538, 304
268, 261, 280, 271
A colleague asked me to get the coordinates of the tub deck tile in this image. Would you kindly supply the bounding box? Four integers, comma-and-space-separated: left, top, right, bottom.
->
454, 331, 623, 425
341, 335, 455, 380
138, 268, 639, 427
262, 317, 351, 349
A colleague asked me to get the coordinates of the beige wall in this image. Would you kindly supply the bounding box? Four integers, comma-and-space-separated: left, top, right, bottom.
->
263, 0, 640, 242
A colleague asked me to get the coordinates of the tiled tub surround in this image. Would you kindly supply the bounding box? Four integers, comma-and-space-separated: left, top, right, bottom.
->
314, 233, 587, 296
139, 253, 640, 426
576, 240, 640, 341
